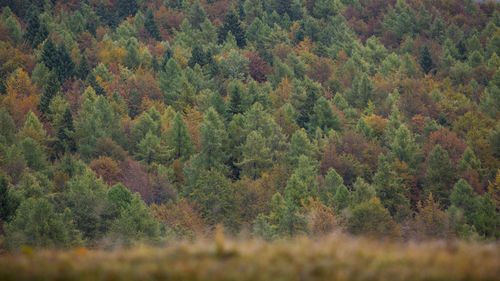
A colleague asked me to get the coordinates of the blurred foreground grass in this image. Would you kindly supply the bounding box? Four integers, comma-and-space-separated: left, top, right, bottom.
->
1, 234, 499, 281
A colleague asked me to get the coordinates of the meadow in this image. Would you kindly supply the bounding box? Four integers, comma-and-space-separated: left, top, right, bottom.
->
1, 234, 499, 281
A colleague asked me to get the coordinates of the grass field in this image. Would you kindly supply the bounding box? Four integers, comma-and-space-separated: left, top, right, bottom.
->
0, 233, 499, 281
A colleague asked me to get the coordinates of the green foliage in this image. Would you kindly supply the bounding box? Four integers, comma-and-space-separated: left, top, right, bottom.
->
425, 145, 456, 206
237, 131, 272, 179
166, 113, 194, 161
0, 108, 16, 145
347, 197, 399, 238
310, 97, 341, 132
186, 169, 234, 226
39, 71, 60, 115
76, 93, 124, 161
1, 0, 500, 246
5, 197, 82, 248
144, 8, 161, 41
287, 129, 311, 166
419, 45, 434, 74
218, 12, 246, 48
0, 176, 19, 222
352, 177, 376, 206
109, 194, 159, 243
347, 73, 373, 108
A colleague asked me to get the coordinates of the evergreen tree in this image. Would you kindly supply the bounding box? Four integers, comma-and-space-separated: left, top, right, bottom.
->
188, 45, 207, 68
419, 45, 435, 74
237, 131, 272, 179
20, 137, 47, 170
348, 73, 374, 108
450, 179, 476, 224
0, 176, 19, 223
279, 200, 308, 236
41, 37, 58, 70
116, 0, 139, 19
425, 145, 456, 206
77, 54, 90, 80
347, 197, 399, 238
332, 183, 351, 212
166, 113, 194, 161
313, 0, 343, 19
5, 197, 82, 248
198, 108, 229, 171
218, 11, 247, 48
54, 107, 76, 156
323, 168, 345, 204
352, 177, 376, 206
144, 8, 161, 41
55, 42, 75, 83
188, 169, 234, 226
228, 80, 247, 116
23, 5, 47, 47
287, 129, 312, 166
186, 0, 207, 30
39, 71, 60, 115
373, 154, 410, 221
0, 108, 17, 145
390, 124, 418, 168
109, 195, 159, 243
472, 194, 500, 238
310, 97, 341, 132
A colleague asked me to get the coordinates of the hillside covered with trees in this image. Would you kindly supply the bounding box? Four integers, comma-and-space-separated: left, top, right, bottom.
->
0, 0, 500, 249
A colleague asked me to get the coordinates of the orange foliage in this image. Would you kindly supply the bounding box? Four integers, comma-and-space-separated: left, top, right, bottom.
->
89, 156, 121, 186
303, 198, 337, 235
150, 198, 205, 235
2, 69, 39, 126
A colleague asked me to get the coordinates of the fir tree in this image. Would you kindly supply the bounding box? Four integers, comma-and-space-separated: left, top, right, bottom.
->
39, 72, 60, 116
41, 37, 58, 70
77, 54, 90, 80
56, 42, 75, 83
419, 45, 435, 74
218, 12, 247, 48
144, 8, 161, 41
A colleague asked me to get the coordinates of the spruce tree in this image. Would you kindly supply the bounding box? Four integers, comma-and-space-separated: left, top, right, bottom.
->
425, 145, 455, 206
144, 8, 161, 41
39, 71, 60, 116
218, 12, 246, 48
41, 37, 58, 70
116, 0, 139, 19
55, 107, 76, 156
56, 42, 75, 83
0, 176, 19, 223
419, 45, 434, 74
77, 54, 90, 80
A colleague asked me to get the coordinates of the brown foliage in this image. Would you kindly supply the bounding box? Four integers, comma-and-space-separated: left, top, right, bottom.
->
233, 177, 274, 227
303, 198, 337, 235
2, 69, 39, 126
413, 193, 451, 240
89, 156, 121, 186
246, 51, 272, 83
150, 198, 205, 235
118, 158, 154, 204
307, 57, 334, 85
94, 137, 128, 162
424, 129, 466, 165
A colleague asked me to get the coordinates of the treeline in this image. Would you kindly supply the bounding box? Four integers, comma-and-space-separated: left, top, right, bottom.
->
0, 0, 499, 248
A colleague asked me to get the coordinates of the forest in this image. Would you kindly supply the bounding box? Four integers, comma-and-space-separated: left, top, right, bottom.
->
0, 0, 499, 255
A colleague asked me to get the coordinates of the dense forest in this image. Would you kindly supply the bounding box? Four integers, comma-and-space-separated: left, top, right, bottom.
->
0, 0, 499, 249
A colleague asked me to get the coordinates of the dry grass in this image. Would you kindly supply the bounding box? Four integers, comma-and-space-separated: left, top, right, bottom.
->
0, 233, 499, 281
